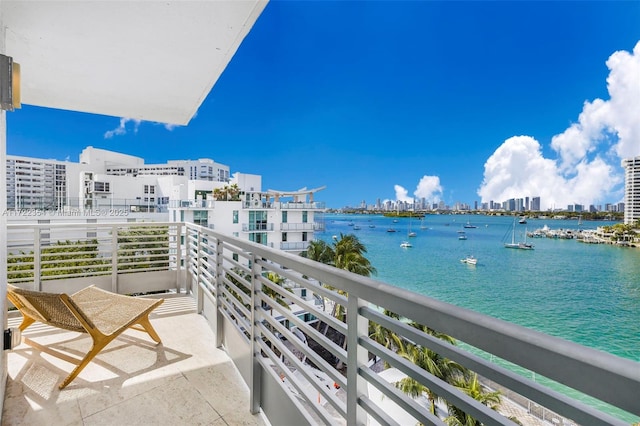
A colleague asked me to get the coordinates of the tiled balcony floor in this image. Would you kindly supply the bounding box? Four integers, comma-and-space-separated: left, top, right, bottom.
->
3, 295, 267, 426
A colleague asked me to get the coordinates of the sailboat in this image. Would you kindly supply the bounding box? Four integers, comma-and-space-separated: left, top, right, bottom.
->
407, 214, 417, 237
504, 217, 534, 250
420, 217, 428, 230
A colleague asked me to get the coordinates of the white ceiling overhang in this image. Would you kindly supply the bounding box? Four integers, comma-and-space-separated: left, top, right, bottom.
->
1, 0, 267, 125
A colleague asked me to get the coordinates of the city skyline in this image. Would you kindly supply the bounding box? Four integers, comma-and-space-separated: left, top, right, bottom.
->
6, 2, 640, 210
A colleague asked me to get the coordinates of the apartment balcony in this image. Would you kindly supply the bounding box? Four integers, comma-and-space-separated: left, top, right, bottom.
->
242, 223, 274, 232
280, 201, 326, 210
4, 222, 640, 426
168, 199, 215, 209
280, 241, 311, 252
280, 223, 316, 231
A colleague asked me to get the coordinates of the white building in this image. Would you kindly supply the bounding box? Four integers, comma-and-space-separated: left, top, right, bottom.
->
169, 173, 326, 254
622, 156, 640, 225
6, 146, 230, 213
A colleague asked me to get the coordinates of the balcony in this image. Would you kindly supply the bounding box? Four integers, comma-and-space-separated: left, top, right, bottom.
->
4, 221, 640, 425
280, 202, 325, 210
168, 199, 215, 209
280, 223, 315, 231
280, 241, 311, 251
242, 223, 274, 232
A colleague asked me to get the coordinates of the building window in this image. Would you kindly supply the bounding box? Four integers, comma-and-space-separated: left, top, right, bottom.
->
233, 210, 239, 224
282, 232, 287, 242
93, 181, 110, 192
144, 185, 149, 194
302, 211, 308, 223
180, 211, 184, 222
282, 211, 288, 223
249, 210, 267, 230
193, 210, 208, 227
302, 232, 308, 242
250, 232, 267, 246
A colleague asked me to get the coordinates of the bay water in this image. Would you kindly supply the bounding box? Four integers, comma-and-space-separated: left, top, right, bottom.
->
318, 213, 640, 422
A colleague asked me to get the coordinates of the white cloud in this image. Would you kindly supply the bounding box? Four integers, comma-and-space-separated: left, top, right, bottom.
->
394, 184, 412, 202
414, 175, 443, 202
104, 118, 141, 139
393, 175, 443, 205
478, 41, 640, 209
478, 136, 620, 210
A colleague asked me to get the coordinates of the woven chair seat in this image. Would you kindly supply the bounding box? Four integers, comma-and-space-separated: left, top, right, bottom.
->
7, 284, 163, 389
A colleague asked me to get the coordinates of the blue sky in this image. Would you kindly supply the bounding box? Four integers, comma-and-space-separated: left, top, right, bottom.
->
7, 1, 640, 210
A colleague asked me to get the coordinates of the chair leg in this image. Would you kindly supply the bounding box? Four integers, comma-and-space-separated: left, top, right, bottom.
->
137, 315, 162, 344
59, 336, 112, 390
18, 316, 36, 332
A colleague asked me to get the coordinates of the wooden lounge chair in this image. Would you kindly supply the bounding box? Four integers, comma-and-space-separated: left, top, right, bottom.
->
7, 284, 164, 389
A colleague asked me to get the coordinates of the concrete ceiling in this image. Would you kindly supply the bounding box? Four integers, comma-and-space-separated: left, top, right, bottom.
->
1, 0, 267, 125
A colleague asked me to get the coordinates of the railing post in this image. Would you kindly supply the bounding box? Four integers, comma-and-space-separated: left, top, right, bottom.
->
249, 251, 262, 414
33, 228, 41, 291
175, 223, 182, 293
215, 236, 224, 348
346, 295, 368, 425
185, 224, 192, 294
196, 229, 204, 314
111, 225, 118, 293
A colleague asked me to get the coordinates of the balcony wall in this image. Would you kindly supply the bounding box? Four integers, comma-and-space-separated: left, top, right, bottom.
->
6, 221, 640, 425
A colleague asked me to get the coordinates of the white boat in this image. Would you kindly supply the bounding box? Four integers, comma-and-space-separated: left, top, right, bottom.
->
519, 216, 527, 224
463, 220, 477, 229
420, 218, 428, 230
407, 214, 417, 237
458, 234, 467, 240
505, 217, 534, 250
400, 241, 413, 248
460, 255, 477, 265
353, 225, 361, 230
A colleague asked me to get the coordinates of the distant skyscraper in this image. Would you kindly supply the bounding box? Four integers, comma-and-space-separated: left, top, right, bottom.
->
531, 196, 541, 211
622, 156, 640, 224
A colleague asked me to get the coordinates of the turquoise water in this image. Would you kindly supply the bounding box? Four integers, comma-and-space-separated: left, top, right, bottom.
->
319, 213, 640, 422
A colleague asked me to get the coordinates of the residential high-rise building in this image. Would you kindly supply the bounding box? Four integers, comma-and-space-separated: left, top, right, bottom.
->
622, 156, 640, 224
530, 196, 541, 211
6, 156, 69, 209
168, 173, 326, 254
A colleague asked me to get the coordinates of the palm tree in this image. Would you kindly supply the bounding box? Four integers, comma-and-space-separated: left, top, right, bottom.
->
262, 272, 290, 315
301, 240, 335, 265
333, 233, 376, 276
396, 342, 467, 415
445, 373, 502, 426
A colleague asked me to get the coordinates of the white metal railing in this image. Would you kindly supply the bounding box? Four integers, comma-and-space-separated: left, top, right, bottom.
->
7, 222, 183, 294
6, 221, 639, 425
168, 199, 215, 209
280, 241, 311, 251
242, 223, 274, 232
280, 223, 315, 231
185, 223, 640, 426
280, 202, 325, 210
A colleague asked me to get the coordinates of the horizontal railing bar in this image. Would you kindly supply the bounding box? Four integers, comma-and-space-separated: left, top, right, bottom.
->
257, 295, 347, 391
255, 336, 341, 425
361, 337, 515, 425
362, 307, 626, 426
256, 321, 347, 418
359, 367, 445, 426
